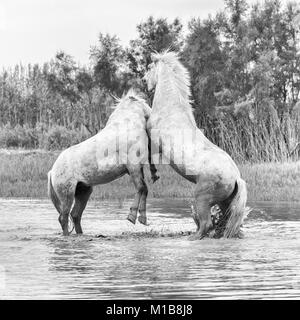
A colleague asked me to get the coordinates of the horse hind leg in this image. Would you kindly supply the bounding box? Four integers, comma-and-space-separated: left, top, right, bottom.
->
70, 183, 93, 234
49, 175, 75, 236
57, 192, 75, 236
189, 195, 213, 240
127, 166, 148, 225
134, 167, 149, 225
137, 178, 148, 225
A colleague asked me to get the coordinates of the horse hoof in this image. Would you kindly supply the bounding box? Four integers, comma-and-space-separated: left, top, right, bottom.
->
237, 230, 245, 239
151, 175, 160, 183
208, 229, 216, 238
75, 233, 83, 236
127, 215, 136, 224
138, 216, 148, 225
188, 234, 198, 241
188, 232, 205, 241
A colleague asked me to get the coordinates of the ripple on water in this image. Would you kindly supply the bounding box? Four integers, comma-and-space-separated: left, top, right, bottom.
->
0, 199, 300, 299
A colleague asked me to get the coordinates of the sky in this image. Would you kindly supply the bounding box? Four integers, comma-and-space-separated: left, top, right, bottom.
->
0, 0, 292, 68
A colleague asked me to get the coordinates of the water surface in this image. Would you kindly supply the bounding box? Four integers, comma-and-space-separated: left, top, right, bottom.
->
0, 198, 300, 299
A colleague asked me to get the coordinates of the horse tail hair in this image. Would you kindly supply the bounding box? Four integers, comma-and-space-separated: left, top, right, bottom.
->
223, 177, 251, 238
48, 171, 61, 214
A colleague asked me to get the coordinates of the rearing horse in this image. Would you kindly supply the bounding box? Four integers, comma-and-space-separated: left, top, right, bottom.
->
48, 90, 158, 235
144, 51, 249, 239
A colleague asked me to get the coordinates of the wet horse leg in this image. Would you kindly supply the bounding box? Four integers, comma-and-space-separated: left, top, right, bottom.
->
189, 196, 213, 240
190, 203, 200, 231
189, 182, 215, 240
127, 167, 147, 224
57, 194, 74, 236
150, 164, 159, 183
190, 179, 234, 239
70, 183, 93, 234
50, 178, 75, 236
137, 168, 148, 225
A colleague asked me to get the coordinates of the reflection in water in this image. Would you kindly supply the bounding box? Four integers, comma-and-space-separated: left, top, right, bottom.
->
0, 199, 300, 299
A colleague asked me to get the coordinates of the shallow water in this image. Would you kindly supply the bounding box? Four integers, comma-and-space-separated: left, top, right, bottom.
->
0, 198, 300, 299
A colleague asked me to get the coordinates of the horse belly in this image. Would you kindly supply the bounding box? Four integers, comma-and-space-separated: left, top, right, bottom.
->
83, 164, 127, 186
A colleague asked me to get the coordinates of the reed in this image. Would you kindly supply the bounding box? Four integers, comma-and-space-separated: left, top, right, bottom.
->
0, 110, 298, 164
201, 111, 300, 163
0, 150, 299, 201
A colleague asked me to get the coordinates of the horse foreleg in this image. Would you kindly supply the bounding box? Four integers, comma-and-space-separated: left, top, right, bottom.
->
148, 137, 160, 183
136, 167, 148, 225
150, 164, 160, 183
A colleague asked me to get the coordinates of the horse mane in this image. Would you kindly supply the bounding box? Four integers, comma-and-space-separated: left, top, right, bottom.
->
152, 50, 196, 126
125, 88, 146, 103
111, 89, 147, 109
108, 89, 151, 123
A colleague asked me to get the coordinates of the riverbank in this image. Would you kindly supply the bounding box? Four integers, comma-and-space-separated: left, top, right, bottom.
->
0, 149, 299, 202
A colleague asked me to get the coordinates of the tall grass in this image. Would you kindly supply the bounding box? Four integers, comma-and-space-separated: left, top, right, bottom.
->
0, 151, 299, 201
0, 124, 90, 150
201, 110, 300, 163
0, 110, 299, 162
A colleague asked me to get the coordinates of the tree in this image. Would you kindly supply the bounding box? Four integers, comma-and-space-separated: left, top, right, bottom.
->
75, 67, 114, 133
127, 16, 183, 82
220, 0, 251, 101
46, 51, 80, 104
182, 17, 226, 118
225, 0, 248, 31
90, 33, 126, 95
248, 0, 300, 113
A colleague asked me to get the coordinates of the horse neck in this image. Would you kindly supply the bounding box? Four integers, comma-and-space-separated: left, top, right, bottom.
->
152, 68, 196, 128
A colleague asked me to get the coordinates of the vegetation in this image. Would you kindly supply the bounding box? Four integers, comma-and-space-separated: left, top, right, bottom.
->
0, 0, 299, 202
0, 151, 299, 201
0, 0, 299, 162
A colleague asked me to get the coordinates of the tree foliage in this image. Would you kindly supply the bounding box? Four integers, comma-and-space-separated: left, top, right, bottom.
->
0, 0, 299, 159
127, 16, 183, 80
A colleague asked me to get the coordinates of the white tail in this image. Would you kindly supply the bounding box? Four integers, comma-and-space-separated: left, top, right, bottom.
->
223, 178, 251, 238
48, 171, 61, 213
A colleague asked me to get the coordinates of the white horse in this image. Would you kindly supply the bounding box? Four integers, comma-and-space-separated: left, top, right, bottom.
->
144, 51, 250, 239
48, 90, 159, 235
